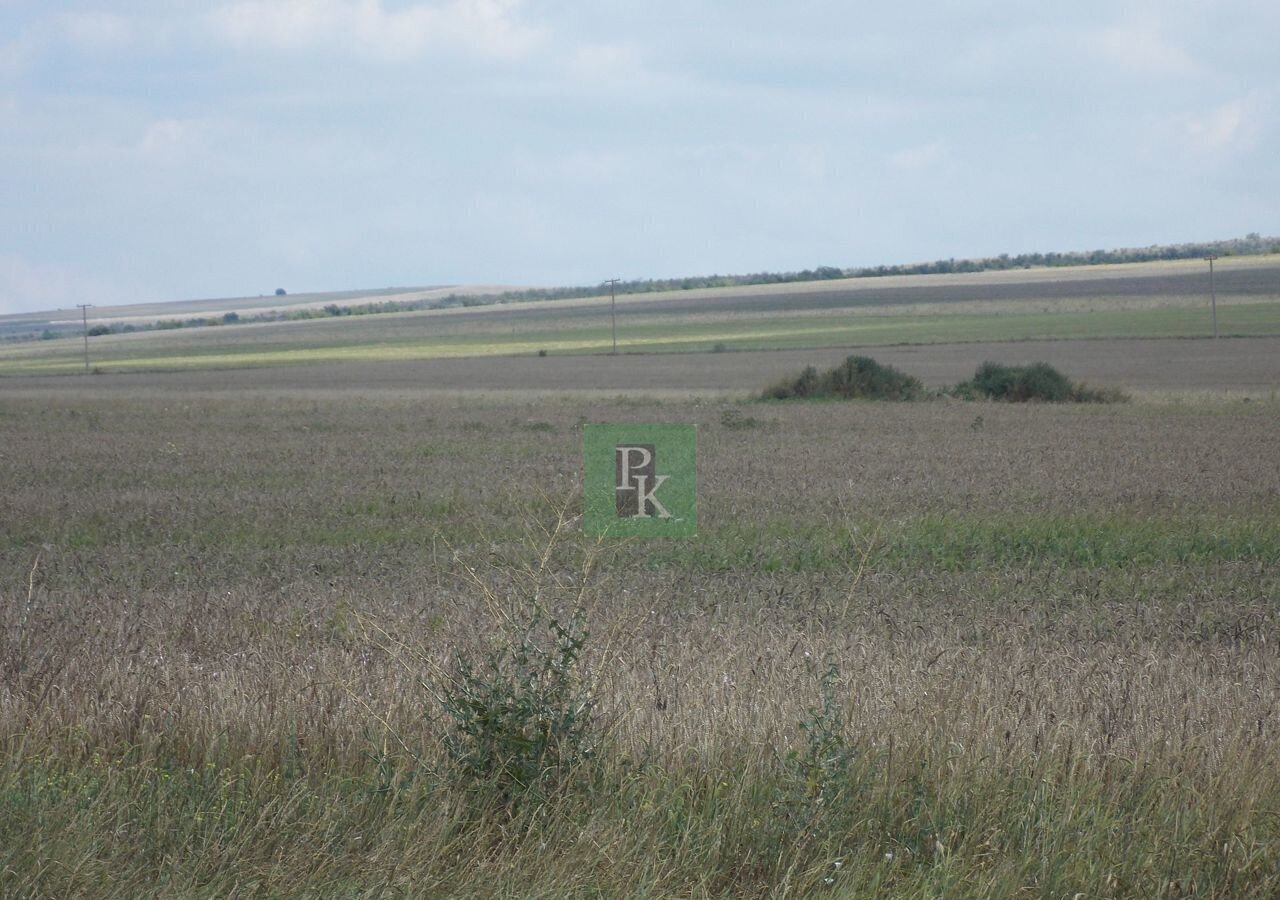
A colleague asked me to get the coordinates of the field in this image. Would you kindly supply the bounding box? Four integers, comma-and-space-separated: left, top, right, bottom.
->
2, 260, 1279, 898
2, 257, 1278, 375
4, 336, 1278, 399
0, 286, 519, 341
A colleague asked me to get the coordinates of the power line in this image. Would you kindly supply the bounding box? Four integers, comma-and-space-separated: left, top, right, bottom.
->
76, 304, 93, 374
1198, 257, 1218, 337
604, 278, 620, 354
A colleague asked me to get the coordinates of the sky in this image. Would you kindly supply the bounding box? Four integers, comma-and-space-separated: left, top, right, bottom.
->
1, 1, 1278, 314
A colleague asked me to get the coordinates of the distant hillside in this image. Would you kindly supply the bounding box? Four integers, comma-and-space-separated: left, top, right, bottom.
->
2, 234, 1275, 344
488, 233, 1280, 305
0, 285, 518, 342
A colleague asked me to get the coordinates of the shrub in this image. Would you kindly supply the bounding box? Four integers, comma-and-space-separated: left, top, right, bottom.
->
720, 408, 762, 429
970, 361, 1071, 401
763, 356, 925, 401
790, 653, 854, 805
953, 361, 1127, 403
764, 365, 820, 400
1075, 383, 1130, 403
440, 601, 594, 803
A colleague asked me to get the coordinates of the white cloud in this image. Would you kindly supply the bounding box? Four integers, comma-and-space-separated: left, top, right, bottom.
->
0, 32, 33, 78
58, 12, 135, 50
1182, 95, 1260, 155
209, 0, 545, 62
889, 142, 948, 171
544, 148, 628, 184
1091, 21, 1200, 78
0, 254, 127, 315
138, 118, 199, 160
566, 43, 658, 88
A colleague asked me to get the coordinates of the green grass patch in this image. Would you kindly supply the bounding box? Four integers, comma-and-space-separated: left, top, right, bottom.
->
659, 514, 1280, 573
15, 509, 1278, 570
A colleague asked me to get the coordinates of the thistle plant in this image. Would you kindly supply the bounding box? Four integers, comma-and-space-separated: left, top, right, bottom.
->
437, 502, 599, 805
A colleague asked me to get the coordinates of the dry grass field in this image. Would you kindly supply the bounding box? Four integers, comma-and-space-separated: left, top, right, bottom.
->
1, 374, 1278, 897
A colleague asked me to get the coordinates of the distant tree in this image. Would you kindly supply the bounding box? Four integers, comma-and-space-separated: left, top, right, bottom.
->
87, 324, 113, 337
275, 288, 287, 296
222, 311, 240, 324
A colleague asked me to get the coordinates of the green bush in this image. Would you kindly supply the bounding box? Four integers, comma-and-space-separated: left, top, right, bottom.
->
789, 654, 854, 805
763, 355, 925, 401
953, 361, 1126, 403
720, 407, 762, 429
764, 357, 1123, 403
971, 361, 1071, 401
439, 600, 594, 803
768, 365, 820, 400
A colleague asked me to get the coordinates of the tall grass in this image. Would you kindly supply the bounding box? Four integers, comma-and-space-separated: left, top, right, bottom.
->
3, 518, 1277, 897
0, 394, 1277, 896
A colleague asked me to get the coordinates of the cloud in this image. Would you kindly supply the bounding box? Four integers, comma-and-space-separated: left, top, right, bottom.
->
1181, 95, 1264, 156
0, 30, 34, 78
2, 2, 1277, 304
58, 12, 135, 50
0, 254, 128, 316
208, 0, 545, 62
0, 11, 139, 76
565, 42, 664, 89
1091, 21, 1201, 78
889, 142, 948, 172
136, 117, 217, 162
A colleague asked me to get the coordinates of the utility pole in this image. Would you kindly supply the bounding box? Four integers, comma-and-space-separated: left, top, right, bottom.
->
605, 278, 620, 354
1204, 255, 1219, 339
76, 303, 93, 374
